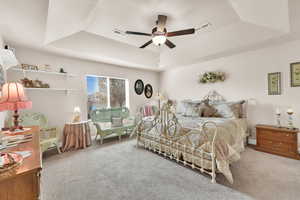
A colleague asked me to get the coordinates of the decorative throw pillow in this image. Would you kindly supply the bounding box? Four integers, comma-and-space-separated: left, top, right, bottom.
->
197, 103, 206, 117
203, 106, 218, 117
176, 101, 185, 114
228, 100, 245, 118
198, 101, 219, 117
111, 117, 123, 128
211, 103, 234, 118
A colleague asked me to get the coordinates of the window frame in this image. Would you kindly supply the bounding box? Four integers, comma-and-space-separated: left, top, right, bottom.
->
86, 74, 130, 109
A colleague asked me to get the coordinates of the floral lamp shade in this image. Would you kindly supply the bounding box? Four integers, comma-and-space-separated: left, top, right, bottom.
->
0, 82, 32, 111
0, 82, 32, 131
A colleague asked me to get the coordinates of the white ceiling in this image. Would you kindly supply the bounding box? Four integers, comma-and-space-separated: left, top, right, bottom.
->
0, 0, 299, 71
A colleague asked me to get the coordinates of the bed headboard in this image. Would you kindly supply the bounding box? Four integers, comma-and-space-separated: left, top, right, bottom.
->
202, 90, 247, 119
202, 90, 226, 103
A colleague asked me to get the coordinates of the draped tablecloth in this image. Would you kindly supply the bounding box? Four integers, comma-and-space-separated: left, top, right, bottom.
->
62, 121, 92, 152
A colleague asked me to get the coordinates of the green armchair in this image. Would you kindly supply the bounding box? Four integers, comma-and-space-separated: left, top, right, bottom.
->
90, 107, 135, 144
7, 112, 60, 154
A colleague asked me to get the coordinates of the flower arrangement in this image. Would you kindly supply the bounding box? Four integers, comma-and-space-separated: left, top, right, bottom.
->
199, 71, 226, 83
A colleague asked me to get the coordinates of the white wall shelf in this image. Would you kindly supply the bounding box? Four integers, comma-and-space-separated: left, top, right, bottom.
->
25, 87, 77, 95
8, 67, 77, 95
25, 87, 75, 91
9, 68, 76, 77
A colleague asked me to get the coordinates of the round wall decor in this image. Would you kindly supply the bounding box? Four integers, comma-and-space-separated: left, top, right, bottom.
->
144, 84, 153, 98
134, 79, 144, 95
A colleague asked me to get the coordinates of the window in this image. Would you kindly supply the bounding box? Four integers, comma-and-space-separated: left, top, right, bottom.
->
109, 78, 126, 108
86, 75, 129, 118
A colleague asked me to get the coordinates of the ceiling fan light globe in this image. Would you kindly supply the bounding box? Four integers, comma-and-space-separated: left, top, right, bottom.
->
152, 35, 166, 45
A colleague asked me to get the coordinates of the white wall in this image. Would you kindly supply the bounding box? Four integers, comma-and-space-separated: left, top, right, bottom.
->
7, 46, 160, 134
0, 34, 5, 129
0, 34, 3, 47
160, 39, 300, 140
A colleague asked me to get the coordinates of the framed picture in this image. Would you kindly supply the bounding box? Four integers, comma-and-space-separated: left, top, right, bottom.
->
290, 62, 300, 87
268, 72, 281, 95
144, 84, 153, 99
134, 79, 144, 95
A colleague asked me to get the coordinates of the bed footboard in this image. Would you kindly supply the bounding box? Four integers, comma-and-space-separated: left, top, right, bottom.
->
134, 101, 218, 183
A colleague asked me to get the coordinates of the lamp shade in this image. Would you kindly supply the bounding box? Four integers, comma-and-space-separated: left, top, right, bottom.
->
73, 106, 81, 113
0, 82, 32, 111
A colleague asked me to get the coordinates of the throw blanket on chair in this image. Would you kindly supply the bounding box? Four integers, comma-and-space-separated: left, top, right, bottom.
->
140, 105, 156, 117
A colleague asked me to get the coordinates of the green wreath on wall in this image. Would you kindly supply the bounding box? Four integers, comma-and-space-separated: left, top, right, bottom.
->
199, 72, 226, 83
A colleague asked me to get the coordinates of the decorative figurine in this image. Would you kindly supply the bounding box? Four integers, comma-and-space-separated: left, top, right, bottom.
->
20, 78, 50, 88
60, 68, 66, 73
275, 108, 281, 127
34, 80, 50, 88
287, 108, 294, 129
21, 77, 34, 88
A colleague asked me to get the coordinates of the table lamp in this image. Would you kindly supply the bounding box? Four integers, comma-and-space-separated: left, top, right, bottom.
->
72, 106, 81, 123
0, 82, 32, 131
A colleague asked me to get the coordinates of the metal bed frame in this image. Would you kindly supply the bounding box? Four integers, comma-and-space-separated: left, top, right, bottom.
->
134, 101, 219, 183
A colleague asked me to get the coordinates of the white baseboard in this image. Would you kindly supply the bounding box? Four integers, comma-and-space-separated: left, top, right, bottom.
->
248, 138, 257, 145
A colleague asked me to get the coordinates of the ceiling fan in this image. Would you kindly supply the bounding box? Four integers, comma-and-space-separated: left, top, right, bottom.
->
115, 15, 211, 49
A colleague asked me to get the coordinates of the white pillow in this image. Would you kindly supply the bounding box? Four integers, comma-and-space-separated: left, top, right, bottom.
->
184, 102, 199, 117
111, 117, 123, 128
176, 101, 186, 114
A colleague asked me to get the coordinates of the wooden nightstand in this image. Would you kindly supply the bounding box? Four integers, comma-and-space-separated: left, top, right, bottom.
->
255, 124, 300, 160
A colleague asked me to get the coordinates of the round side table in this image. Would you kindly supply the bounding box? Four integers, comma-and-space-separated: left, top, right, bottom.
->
61, 121, 92, 152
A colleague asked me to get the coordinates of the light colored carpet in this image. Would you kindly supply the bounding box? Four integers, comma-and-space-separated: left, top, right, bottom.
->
41, 139, 300, 200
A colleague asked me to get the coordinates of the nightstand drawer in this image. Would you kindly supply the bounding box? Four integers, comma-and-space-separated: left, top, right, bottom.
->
257, 129, 296, 143
259, 139, 290, 153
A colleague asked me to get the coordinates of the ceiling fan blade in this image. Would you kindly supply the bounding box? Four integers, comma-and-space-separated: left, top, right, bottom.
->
140, 40, 153, 48
125, 31, 152, 36
195, 22, 211, 31
165, 39, 176, 49
166, 28, 195, 37
157, 15, 167, 32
